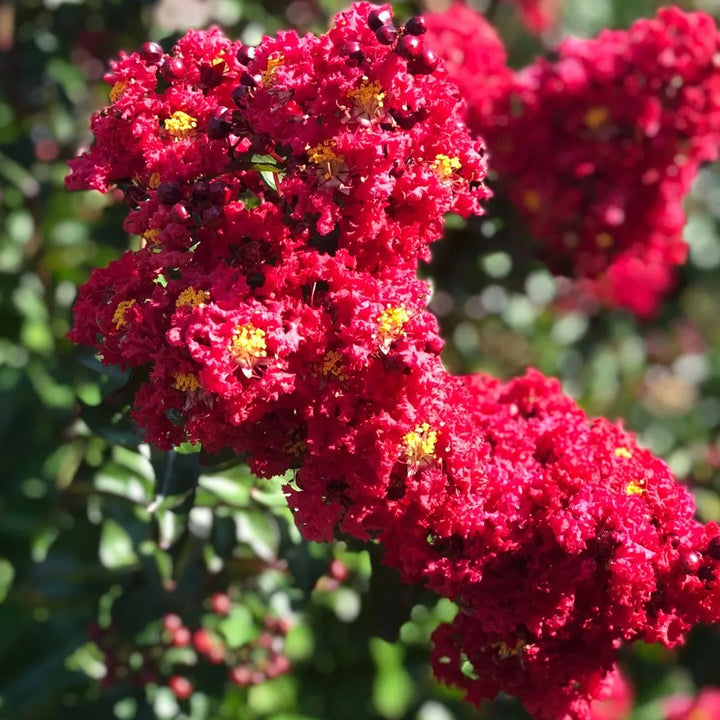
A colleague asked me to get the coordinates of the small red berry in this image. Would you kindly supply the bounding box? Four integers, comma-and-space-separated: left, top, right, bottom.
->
162, 613, 183, 633
168, 675, 193, 700
328, 559, 349, 582
229, 665, 252, 686
172, 625, 192, 647
193, 628, 214, 655
210, 592, 232, 616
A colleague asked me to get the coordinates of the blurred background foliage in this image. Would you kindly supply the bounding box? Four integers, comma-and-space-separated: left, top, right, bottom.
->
4, 0, 720, 718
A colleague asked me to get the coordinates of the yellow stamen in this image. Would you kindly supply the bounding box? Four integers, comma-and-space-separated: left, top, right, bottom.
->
615, 447, 632, 459
403, 423, 438, 466
626, 480, 645, 496
523, 189, 541, 213
596, 232, 613, 249
584, 106, 609, 129
164, 111, 198, 138
307, 139, 345, 180
110, 81, 128, 103
142, 228, 161, 247
230, 324, 267, 376
319, 350, 347, 382
433, 154, 462, 179
377, 305, 410, 350
148, 172, 161, 189
175, 286, 210, 308
112, 299, 136, 330
285, 439, 307, 458
262, 53, 284, 85
490, 639, 525, 659
174, 372, 201, 393
347, 79, 386, 117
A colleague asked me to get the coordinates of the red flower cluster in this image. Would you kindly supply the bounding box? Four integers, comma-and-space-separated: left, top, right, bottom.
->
426, 6, 720, 317
505, 0, 564, 33
664, 687, 720, 720
68, 4, 720, 719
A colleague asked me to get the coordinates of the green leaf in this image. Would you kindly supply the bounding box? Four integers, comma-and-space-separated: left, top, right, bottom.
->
99, 518, 138, 569
218, 605, 256, 647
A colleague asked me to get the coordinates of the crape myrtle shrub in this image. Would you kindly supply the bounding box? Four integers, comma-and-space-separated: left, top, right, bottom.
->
63, 2, 720, 719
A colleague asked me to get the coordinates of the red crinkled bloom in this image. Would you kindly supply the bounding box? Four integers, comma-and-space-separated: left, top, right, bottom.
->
423, 3, 512, 131
66, 4, 720, 719
663, 687, 720, 720
460, 5, 720, 316
505, 0, 564, 32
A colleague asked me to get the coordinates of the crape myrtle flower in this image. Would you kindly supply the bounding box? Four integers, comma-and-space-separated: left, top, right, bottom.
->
423, 4, 512, 131
426, 370, 720, 720
478, 6, 720, 316
67, 3, 720, 719
663, 687, 720, 720
506, 0, 564, 33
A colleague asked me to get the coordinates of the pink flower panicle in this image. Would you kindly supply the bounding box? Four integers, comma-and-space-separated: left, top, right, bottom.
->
68, 4, 720, 719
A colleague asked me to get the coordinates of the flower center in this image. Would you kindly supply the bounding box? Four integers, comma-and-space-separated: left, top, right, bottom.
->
174, 372, 201, 392
319, 350, 347, 382
164, 111, 198, 138
377, 305, 410, 351
584, 106, 609, 129
262, 53, 284, 85
347, 79, 385, 117
433, 154, 462, 179
307, 140, 345, 180
112, 299, 136, 329
230, 324, 267, 376
403, 423, 437, 466
626, 480, 645, 496
109, 81, 128, 103
176, 287, 210, 308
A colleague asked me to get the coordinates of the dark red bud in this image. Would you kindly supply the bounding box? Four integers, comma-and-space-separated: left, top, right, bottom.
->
405, 16, 427, 35
172, 203, 190, 222
140, 41, 164, 64
396, 34, 422, 60
162, 57, 184, 80
408, 48, 439, 75
368, 8, 393, 31
375, 25, 398, 45
236, 45, 256, 65
232, 85, 251, 108
192, 180, 210, 202
708, 536, 720, 560
208, 181, 232, 206
206, 111, 232, 140
202, 206, 224, 228
240, 71, 259, 88
156, 182, 182, 205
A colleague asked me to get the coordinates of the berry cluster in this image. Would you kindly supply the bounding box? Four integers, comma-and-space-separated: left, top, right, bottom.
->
425, 6, 720, 317
89, 595, 292, 702
68, 4, 720, 719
